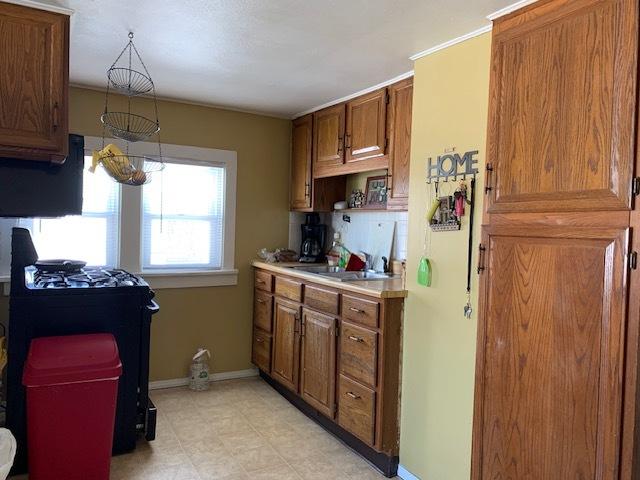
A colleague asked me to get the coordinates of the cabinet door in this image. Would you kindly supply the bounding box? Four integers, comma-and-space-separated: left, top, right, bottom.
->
271, 299, 301, 393
291, 114, 313, 210
386, 78, 413, 210
0, 3, 68, 162
345, 88, 387, 163
300, 308, 336, 418
486, 0, 637, 213
472, 224, 629, 479
313, 104, 345, 172
252, 329, 272, 373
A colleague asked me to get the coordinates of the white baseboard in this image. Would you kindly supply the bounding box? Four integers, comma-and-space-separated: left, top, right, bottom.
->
149, 368, 259, 390
397, 464, 420, 480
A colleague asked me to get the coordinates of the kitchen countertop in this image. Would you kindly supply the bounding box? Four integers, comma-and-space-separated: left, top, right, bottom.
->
252, 261, 407, 299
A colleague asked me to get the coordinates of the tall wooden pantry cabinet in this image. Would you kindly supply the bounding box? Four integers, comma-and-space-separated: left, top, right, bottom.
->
472, 0, 640, 479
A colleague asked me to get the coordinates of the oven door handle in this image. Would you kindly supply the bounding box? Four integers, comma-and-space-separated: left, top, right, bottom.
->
146, 300, 160, 314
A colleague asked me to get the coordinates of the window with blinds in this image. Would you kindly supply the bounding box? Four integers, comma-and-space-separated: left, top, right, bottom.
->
21, 157, 120, 267
141, 161, 225, 270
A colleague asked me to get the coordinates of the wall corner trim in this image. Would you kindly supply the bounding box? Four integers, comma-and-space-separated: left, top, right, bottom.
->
149, 368, 259, 390
487, 0, 539, 20
409, 24, 492, 61
397, 464, 421, 480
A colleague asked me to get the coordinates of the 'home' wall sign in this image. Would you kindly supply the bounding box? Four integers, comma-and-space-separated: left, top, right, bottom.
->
427, 150, 479, 183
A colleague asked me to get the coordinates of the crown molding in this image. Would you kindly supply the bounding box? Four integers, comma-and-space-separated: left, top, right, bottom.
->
69, 83, 291, 120
2, 0, 74, 15
292, 70, 415, 119
409, 24, 492, 61
487, 0, 539, 20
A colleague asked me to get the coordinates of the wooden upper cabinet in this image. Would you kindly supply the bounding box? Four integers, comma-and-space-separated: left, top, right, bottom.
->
345, 88, 387, 163
386, 78, 413, 210
271, 298, 301, 393
291, 114, 313, 210
300, 308, 336, 418
0, 3, 69, 163
485, 0, 637, 213
472, 224, 629, 479
313, 104, 345, 171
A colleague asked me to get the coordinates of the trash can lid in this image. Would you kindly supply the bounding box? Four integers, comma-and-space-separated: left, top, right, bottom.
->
23, 334, 122, 387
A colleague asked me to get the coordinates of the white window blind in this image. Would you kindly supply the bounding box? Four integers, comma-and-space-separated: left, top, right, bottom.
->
21, 157, 120, 267
142, 161, 225, 270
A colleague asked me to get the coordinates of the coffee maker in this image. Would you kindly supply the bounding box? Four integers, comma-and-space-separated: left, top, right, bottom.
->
299, 213, 327, 263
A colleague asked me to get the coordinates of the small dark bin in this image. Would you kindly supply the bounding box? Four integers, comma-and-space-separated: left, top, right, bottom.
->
22, 334, 122, 480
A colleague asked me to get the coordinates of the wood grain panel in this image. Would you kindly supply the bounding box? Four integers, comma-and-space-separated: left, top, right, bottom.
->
346, 88, 387, 163
338, 374, 376, 446
313, 104, 345, 170
253, 290, 273, 333
485, 0, 637, 213
291, 114, 313, 211
275, 276, 303, 303
342, 294, 379, 328
252, 329, 272, 373
340, 322, 378, 388
255, 270, 273, 293
304, 284, 339, 315
0, 3, 68, 161
386, 78, 413, 210
473, 225, 628, 479
271, 299, 301, 393
300, 308, 336, 418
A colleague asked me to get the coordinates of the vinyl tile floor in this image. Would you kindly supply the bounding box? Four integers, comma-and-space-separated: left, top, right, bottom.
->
11, 377, 396, 479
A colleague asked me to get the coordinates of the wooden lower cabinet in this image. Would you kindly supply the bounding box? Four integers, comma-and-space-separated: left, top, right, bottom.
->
271, 298, 301, 393
252, 268, 404, 468
252, 329, 272, 374
300, 308, 337, 418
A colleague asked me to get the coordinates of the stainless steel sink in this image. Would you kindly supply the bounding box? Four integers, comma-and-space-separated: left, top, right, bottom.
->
291, 265, 396, 282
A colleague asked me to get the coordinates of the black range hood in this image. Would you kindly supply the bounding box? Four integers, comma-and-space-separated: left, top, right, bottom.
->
0, 134, 84, 218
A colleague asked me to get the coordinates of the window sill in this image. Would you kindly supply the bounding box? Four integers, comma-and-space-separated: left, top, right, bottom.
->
138, 269, 239, 289
0, 270, 239, 294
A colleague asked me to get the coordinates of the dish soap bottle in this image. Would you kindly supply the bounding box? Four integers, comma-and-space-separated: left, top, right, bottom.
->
328, 232, 349, 268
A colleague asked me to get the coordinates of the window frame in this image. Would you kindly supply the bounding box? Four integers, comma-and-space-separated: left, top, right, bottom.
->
84, 137, 238, 289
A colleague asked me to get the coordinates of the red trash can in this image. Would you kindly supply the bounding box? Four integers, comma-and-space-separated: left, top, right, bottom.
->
22, 334, 122, 480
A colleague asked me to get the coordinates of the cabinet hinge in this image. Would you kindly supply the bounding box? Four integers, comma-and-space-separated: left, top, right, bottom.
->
384, 138, 389, 150
335, 325, 340, 337
633, 177, 640, 196
630, 251, 638, 270
385, 92, 390, 104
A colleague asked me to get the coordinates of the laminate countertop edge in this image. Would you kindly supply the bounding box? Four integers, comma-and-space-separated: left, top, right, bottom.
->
252, 261, 408, 299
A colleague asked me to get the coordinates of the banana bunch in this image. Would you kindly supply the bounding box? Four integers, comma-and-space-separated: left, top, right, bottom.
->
90, 144, 134, 183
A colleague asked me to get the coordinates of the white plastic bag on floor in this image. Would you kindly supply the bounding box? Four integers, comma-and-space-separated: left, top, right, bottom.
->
0, 428, 16, 480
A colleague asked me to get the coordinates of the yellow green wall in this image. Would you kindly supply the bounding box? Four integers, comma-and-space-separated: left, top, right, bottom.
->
400, 33, 491, 479
0, 87, 291, 381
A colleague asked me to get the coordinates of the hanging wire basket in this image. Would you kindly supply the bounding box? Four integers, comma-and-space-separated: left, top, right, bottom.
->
107, 67, 154, 97
101, 111, 160, 143
97, 153, 164, 186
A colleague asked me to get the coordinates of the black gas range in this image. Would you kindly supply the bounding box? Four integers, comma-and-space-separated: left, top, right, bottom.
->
7, 228, 158, 474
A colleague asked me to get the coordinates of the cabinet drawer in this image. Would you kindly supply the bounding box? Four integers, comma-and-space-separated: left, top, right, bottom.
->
338, 375, 376, 446
275, 276, 303, 303
305, 285, 339, 315
340, 322, 377, 388
252, 329, 272, 373
254, 291, 273, 333
255, 270, 273, 292
342, 295, 379, 328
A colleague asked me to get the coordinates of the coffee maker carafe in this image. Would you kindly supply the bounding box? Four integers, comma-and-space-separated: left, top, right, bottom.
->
299, 213, 327, 263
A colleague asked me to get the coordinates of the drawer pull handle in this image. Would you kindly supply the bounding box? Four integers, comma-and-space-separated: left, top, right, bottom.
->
348, 335, 364, 342
256, 337, 264, 343
346, 392, 361, 399
256, 299, 266, 304
349, 307, 365, 314
256, 280, 265, 284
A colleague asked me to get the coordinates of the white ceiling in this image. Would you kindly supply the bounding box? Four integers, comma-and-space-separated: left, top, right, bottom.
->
50, 0, 517, 117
